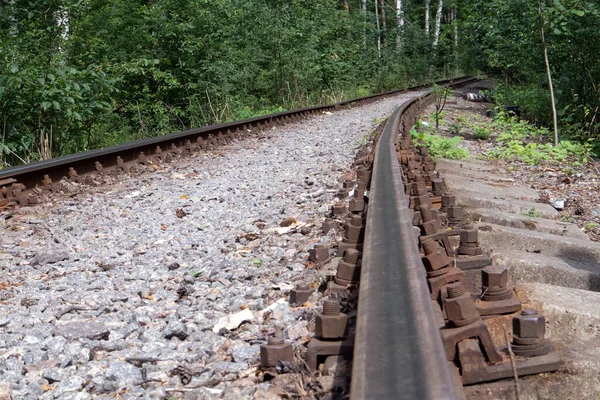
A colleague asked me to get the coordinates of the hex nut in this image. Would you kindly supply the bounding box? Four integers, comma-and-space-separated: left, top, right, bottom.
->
447, 206, 463, 219
444, 293, 478, 322
345, 224, 363, 241
309, 244, 330, 262
289, 284, 312, 305
513, 309, 545, 339
348, 198, 365, 212
482, 265, 508, 288
460, 229, 479, 243
260, 338, 294, 367
315, 301, 349, 339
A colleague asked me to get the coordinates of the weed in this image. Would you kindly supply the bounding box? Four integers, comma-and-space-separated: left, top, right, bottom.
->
584, 222, 598, 231
448, 123, 463, 136
410, 123, 469, 160
473, 126, 492, 140
561, 215, 576, 223
523, 207, 541, 218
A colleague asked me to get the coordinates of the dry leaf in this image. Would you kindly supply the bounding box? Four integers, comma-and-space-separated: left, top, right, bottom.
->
280, 217, 296, 227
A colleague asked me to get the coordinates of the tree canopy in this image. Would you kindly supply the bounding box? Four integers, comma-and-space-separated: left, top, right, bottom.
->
1, 0, 598, 166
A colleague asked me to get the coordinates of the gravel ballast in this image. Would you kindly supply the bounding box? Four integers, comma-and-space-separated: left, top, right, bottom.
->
0, 90, 423, 399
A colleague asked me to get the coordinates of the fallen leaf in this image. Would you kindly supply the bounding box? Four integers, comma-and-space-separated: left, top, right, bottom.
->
179, 195, 189, 199
41, 384, 55, 392
161, 224, 168, 231
243, 233, 260, 241
176, 208, 186, 218
280, 217, 296, 227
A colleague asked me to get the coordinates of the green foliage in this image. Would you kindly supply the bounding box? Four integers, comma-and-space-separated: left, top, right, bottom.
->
473, 126, 492, 140
523, 207, 541, 218
410, 124, 470, 161
460, 0, 600, 152
432, 85, 453, 130
483, 113, 592, 164
0, 0, 450, 166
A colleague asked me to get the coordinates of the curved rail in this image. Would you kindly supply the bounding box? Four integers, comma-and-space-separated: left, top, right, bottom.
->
351, 78, 476, 399
0, 77, 470, 192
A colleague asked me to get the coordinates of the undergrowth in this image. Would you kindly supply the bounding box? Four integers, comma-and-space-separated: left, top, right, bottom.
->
410, 121, 470, 160
482, 112, 593, 165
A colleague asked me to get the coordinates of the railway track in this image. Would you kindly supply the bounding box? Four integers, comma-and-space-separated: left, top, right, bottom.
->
1, 77, 598, 399
0, 78, 466, 208
338, 80, 599, 399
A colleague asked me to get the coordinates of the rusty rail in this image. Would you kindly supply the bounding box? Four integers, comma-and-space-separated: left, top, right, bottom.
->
0, 77, 470, 195
351, 78, 476, 399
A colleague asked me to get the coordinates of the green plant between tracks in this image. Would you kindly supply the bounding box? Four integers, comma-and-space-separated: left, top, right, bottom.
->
410, 122, 470, 161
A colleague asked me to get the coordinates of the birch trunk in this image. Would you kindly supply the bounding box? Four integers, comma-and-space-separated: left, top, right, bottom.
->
361, 0, 367, 49
425, 0, 430, 37
452, 8, 458, 47
374, 0, 381, 59
433, 0, 443, 47
396, 0, 404, 49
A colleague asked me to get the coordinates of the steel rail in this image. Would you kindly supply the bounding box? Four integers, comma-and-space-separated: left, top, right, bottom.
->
0, 77, 469, 191
351, 78, 477, 399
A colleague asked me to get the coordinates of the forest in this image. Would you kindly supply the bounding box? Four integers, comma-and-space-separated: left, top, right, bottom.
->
0, 0, 599, 166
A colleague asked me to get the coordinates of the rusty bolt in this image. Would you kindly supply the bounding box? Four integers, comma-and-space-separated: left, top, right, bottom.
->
315, 300, 348, 339
344, 215, 363, 241
309, 244, 330, 262
260, 337, 294, 368
414, 181, 428, 196
289, 284, 312, 305
441, 194, 455, 210
482, 265, 508, 289
447, 206, 463, 222
422, 240, 450, 272
420, 204, 434, 222
95, 161, 104, 172
513, 309, 545, 341
443, 281, 479, 327
337, 248, 361, 283
432, 179, 444, 196
348, 197, 365, 212
332, 202, 347, 216
337, 188, 349, 199
460, 229, 479, 243
322, 218, 339, 234
155, 146, 162, 155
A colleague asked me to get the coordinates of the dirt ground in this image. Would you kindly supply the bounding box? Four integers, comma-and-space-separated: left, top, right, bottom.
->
421, 85, 600, 242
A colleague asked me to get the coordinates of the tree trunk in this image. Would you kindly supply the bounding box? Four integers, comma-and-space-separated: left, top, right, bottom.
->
433, 0, 443, 47
452, 8, 458, 47
425, 0, 430, 37
380, 0, 386, 46
396, 0, 404, 49
375, 0, 381, 59
361, 0, 367, 50
536, 0, 559, 146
